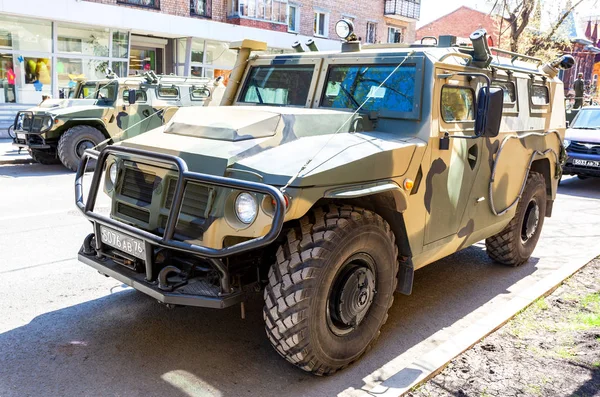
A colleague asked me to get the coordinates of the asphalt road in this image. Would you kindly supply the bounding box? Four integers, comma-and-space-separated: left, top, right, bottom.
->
1, 163, 599, 397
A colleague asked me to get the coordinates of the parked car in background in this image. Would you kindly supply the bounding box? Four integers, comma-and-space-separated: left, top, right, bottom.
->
563, 106, 600, 179
12, 72, 224, 171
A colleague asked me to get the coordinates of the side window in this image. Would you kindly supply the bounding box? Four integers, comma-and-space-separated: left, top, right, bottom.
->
190, 86, 211, 100
491, 81, 516, 104
531, 84, 550, 105
122, 89, 147, 103
441, 86, 475, 122
158, 86, 180, 98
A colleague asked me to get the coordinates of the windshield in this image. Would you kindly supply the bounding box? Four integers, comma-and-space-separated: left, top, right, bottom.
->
77, 81, 117, 101
571, 109, 600, 129
239, 65, 314, 106
321, 64, 417, 116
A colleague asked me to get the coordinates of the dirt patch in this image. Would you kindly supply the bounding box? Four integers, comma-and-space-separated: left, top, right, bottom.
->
409, 259, 600, 397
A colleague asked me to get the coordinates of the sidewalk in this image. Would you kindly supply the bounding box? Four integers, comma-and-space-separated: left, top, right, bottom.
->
0, 138, 33, 165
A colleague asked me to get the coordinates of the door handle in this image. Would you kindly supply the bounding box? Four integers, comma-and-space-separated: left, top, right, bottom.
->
142, 109, 151, 117
468, 144, 478, 170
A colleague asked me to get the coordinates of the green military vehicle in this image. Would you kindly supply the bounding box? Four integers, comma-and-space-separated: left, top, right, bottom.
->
12, 72, 224, 171
75, 26, 573, 374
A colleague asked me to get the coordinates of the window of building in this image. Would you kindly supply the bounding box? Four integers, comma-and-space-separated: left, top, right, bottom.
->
387, 26, 405, 43
232, 0, 288, 23
314, 11, 329, 37
288, 4, 299, 32
113, 31, 129, 58
240, 64, 314, 106
366, 22, 378, 44
0, 15, 52, 52
191, 0, 211, 17
117, 0, 160, 9
531, 84, 549, 105
441, 86, 475, 122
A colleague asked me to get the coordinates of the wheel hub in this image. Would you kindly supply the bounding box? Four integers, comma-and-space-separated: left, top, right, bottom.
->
521, 200, 540, 242
76, 140, 95, 158
328, 254, 377, 336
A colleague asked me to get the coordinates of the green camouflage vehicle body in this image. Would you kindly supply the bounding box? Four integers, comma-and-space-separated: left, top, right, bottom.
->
75, 34, 573, 374
12, 74, 224, 170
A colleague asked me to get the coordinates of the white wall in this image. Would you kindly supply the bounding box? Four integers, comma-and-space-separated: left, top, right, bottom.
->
0, 0, 342, 51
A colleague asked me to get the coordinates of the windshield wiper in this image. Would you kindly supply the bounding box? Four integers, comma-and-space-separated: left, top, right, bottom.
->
251, 78, 264, 104
573, 126, 600, 130
338, 84, 361, 109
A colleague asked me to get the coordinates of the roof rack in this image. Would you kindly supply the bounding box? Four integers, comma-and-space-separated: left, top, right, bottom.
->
120, 74, 212, 86
490, 47, 542, 67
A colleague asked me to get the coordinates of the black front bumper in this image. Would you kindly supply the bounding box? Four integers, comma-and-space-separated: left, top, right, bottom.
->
76, 146, 287, 308
12, 111, 52, 150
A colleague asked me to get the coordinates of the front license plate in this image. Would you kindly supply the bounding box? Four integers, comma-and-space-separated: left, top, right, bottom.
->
100, 226, 146, 260
572, 159, 600, 168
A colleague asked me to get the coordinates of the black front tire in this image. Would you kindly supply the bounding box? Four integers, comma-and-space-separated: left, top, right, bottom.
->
28, 149, 60, 165
263, 205, 398, 375
485, 172, 546, 266
57, 125, 105, 172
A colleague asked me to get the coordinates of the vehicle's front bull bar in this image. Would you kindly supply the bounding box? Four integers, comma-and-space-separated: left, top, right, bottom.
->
75, 146, 287, 295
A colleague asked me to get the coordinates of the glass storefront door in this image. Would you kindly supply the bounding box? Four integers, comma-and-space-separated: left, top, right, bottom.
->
129, 47, 163, 75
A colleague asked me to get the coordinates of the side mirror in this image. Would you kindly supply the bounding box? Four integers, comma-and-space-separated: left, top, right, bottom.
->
475, 86, 503, 137
128, 89, 136, 105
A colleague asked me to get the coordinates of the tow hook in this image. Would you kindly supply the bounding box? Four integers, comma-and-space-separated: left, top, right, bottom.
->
82, 233, 96, 256
157, 266, 187, 291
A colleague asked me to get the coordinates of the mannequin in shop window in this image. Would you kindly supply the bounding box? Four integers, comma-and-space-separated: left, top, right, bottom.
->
6, 62, 16, 103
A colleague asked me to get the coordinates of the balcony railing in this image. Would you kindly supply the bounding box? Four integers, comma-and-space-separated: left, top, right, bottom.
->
117, 0, 160, 10
191, 0, 212, 18
384, 0, 420, 20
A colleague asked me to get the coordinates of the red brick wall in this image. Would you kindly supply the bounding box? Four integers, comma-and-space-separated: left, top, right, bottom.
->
416, 6, 501, 46
84, 0, 417, 43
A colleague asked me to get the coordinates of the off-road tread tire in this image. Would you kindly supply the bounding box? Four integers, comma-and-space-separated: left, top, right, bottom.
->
263, 205, 398, 376
57, 125, 105, 171
485, 172, 546, 267
28, 149, 60, 165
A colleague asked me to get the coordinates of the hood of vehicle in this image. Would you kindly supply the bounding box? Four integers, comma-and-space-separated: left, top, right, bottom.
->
120, 106, 421, 187
566, 128, 600, 144
26, 99, 111, 115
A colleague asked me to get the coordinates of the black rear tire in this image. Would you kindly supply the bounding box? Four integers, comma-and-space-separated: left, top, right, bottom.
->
263, 205, 398, 375
28, 149, 60, 165
485, 172, 546, 266
57, 125, 105, 171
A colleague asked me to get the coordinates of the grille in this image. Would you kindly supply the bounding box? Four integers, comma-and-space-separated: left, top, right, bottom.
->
121, 168, 158, 204
569, 142, 600, 155
117, 202, 150, 223
166, 180, 211, 218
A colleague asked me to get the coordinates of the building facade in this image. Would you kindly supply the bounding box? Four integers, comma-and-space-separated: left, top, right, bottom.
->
0, 0, 419, 105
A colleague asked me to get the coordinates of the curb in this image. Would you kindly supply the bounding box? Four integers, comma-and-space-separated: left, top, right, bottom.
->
374, 252, 600, 397
0, 158, 34, 165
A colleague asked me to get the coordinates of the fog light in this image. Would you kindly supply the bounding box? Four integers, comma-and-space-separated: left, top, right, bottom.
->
235, 193, 258, 224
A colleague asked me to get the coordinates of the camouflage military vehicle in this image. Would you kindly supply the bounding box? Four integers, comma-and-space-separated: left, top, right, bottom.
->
12, 72, 224, 171
75, 26, 573, 375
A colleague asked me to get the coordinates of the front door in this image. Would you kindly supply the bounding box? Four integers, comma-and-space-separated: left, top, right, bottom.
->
115, 87, 153, 142
424, 73, 482, 244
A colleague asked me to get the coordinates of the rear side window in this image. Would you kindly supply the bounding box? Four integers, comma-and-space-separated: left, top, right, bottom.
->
158, 86, 180, 98
240, 65, 314, 106
441, 86, 475, 122
531, 84, 549, 105
190, 86, 211, 100
491, 81, 516, 103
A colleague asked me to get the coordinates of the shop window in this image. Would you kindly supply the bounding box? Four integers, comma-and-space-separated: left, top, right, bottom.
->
1, 54, 16, 103
57, 58, 107, 91
366, 22, 377, 44
158, 86, 179, 98
57, 23, 109, 57
111, 61, 128, 78
441, 86, 475, 122
129, 48, 157, 74
531, 84, 549, 105
0, 15, 52, 52
314, 11, 329, 37
112, 31, 129, 58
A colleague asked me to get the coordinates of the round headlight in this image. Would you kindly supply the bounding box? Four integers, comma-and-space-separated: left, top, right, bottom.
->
235, 192, 258, 224
109, 162, 118, 185
335, 19, 354, 40
41, 117, 53, 131
563, 139, 571, 149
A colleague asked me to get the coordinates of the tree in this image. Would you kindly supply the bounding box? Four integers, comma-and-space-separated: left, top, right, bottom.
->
492, 0, 585, 61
